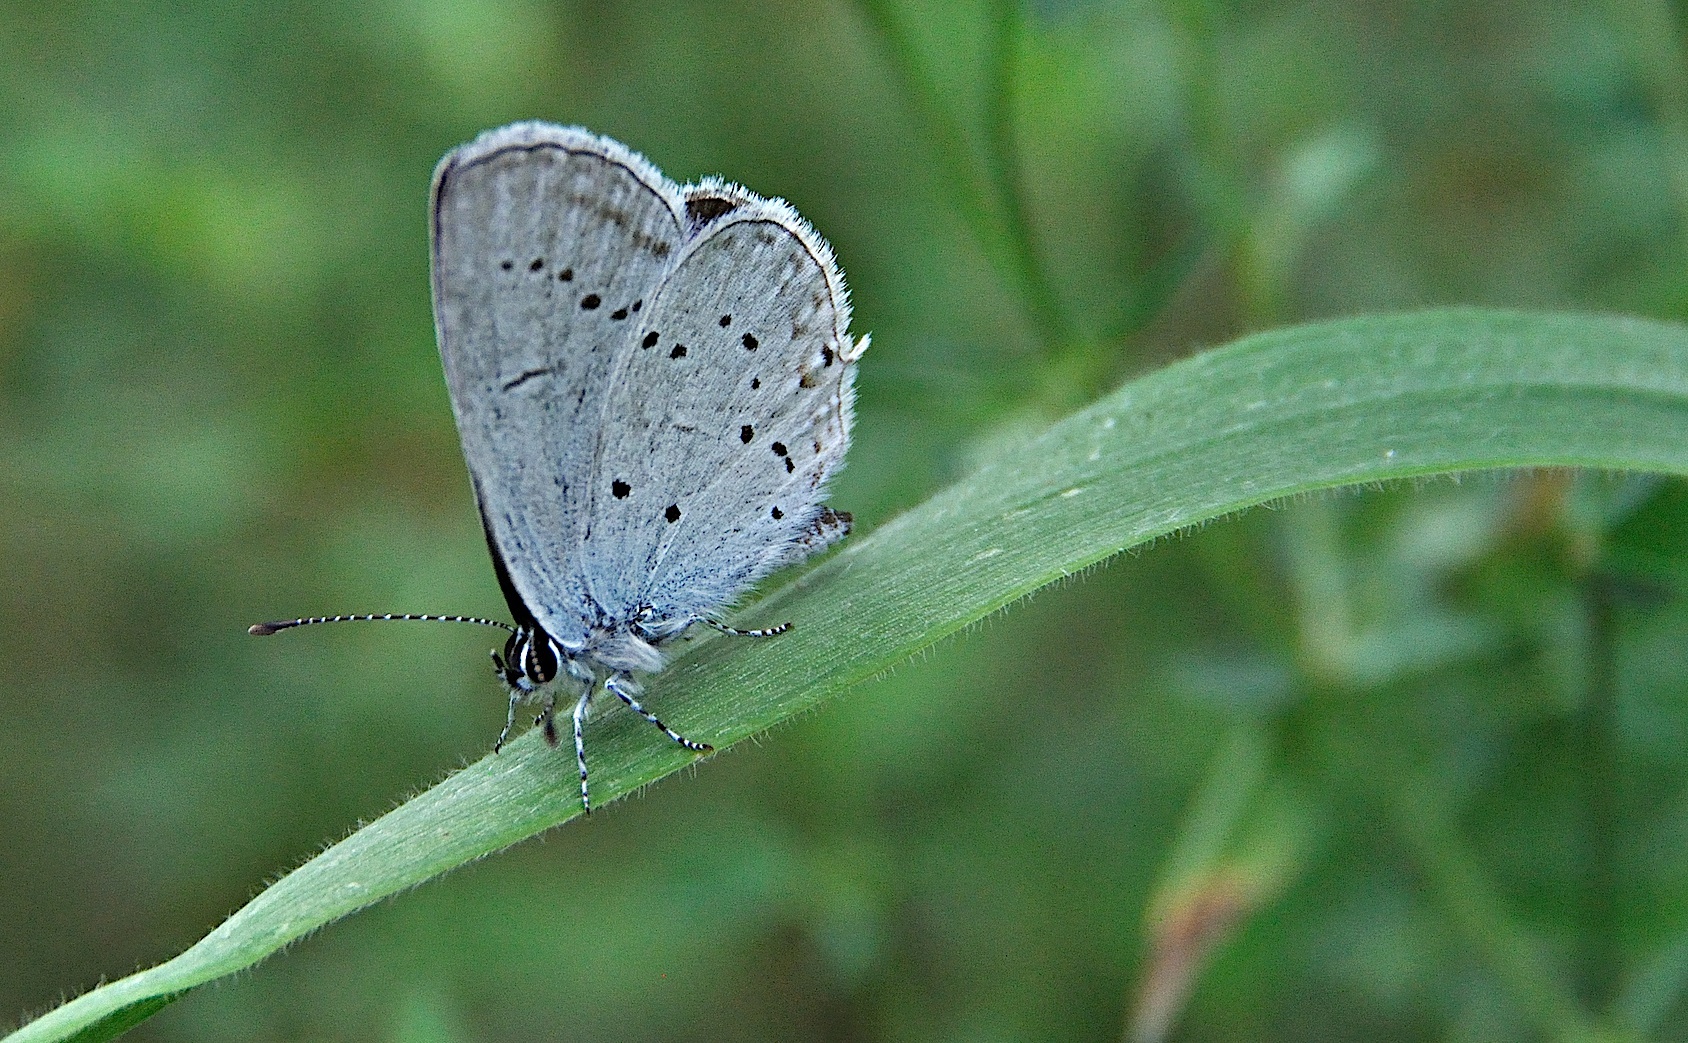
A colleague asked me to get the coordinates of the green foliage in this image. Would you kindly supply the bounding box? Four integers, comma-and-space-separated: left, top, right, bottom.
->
7, 2, 1688, 1042
14, 310, 1688, 1042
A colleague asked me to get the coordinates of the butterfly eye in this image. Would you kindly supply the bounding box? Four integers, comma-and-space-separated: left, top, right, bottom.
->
522, 632, 559, 684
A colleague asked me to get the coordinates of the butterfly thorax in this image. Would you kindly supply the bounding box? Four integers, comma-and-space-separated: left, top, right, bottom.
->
583, 617, 666, 675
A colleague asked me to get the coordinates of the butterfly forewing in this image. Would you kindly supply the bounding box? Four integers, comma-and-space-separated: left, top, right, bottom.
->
581, 199, 857, 626
430, 124, 686, 648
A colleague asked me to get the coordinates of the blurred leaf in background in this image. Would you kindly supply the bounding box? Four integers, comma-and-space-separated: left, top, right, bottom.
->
3, 0, 1688, 1040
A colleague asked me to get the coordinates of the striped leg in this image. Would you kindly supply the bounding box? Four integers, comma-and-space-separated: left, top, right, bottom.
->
572, 686, 594, 814
535, 692, 559, 747
702, 618, 791, 638
494, 685, 523, 753
605, 674, 714, 753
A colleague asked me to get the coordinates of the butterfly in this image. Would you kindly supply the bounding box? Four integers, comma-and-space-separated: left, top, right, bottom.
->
254, 123, 865, 812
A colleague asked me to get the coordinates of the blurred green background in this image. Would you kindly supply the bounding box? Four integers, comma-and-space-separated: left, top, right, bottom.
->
6, 0, 1688, 1040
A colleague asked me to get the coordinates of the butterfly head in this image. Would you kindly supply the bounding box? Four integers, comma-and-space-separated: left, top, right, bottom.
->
495, 625, 565, 692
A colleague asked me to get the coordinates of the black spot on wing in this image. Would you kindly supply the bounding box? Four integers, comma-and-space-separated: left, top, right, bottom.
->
642, 331, 659, 349
686, 194, 741, 230
501, 367, 551, 392
612, 479, 631, 498
581, 294, 601, 310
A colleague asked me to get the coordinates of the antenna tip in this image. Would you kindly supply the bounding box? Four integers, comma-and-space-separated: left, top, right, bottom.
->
249, 622, 286, 636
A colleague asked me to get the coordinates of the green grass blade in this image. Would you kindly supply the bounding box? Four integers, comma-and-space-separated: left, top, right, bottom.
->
13, 307, 1688, 1043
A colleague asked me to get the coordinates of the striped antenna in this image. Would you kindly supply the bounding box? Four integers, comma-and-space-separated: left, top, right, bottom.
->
249, 613, 517, 637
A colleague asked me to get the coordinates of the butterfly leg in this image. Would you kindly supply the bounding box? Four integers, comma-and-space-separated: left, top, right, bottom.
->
493, 686, 523, 753
534, 692, 560, 747
571, 684, 594, 814
702, 618, 791, 638
605, 673, 714, 754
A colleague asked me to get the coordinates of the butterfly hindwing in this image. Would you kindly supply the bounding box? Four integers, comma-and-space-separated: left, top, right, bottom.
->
580, 191, 858, 628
